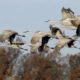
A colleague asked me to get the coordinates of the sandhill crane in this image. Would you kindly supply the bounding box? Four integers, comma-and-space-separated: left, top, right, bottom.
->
0, 30, 25, 44
23, 29, 52, 53
45, 7, 80, 30
49, 26, 79, 50
61, 7, 75, 20
30, 31, 52, 53
45, 7, 75, 27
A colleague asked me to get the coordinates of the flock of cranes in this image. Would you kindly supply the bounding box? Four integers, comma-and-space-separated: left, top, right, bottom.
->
0, 7, 80, 55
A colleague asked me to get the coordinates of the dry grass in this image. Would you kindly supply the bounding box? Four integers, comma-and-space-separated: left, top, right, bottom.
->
23, 53, 63, 80
69, 55, 80, 80
0, 45, 80, 80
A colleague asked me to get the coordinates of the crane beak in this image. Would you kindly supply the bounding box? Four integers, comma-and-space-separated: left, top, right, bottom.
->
23, 31, 29, 33
18, 34, 26, 37
44, 20, 49, 22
